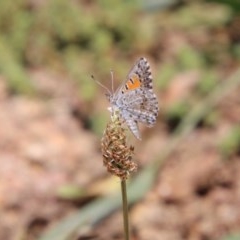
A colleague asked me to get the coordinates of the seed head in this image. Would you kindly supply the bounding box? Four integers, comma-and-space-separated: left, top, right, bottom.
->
101, 114, 137, 180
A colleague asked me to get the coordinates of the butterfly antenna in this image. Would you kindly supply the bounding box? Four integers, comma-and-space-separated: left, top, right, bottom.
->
110, 69, 114, 94
91, 75, 111, 95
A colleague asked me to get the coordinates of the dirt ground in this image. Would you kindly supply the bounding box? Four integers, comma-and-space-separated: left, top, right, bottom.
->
0, 64, 240, 240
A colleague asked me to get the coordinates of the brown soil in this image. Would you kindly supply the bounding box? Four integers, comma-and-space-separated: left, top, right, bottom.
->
0, 69, 240, 240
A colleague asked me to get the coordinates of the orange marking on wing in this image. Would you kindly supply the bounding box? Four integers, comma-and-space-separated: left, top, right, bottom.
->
125, 75, 141, 90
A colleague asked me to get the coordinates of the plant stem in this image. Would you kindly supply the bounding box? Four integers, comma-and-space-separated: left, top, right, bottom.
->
121, 179, 130, 240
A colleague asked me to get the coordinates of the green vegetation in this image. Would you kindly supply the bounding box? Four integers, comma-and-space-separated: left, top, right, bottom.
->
0, 0, 238, 95
0, 0, 239, 135
219, 126, 240, 159
165, 101, 191, 130
221, 232, 240, 240
56, 184, 86, 200
197, 70, 219, 95
155, 61, 176, 90
90, 112, 109, 136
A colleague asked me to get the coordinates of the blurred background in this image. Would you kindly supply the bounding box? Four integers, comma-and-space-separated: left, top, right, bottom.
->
0, 0, 240, 240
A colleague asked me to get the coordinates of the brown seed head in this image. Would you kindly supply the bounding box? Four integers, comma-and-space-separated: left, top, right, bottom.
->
101, 115, 137, 180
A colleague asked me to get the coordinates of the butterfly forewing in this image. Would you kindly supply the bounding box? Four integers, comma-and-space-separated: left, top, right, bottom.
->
109, 57, 159, 140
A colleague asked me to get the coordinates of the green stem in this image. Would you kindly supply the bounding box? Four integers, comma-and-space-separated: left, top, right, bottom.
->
121, 179, 130, 240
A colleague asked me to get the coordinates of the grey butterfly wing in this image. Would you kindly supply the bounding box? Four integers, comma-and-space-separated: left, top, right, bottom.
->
125, 58, 159, 125
111, 57, 159, 139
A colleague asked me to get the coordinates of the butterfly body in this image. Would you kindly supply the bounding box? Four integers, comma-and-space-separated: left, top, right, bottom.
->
108, 57, 159, 140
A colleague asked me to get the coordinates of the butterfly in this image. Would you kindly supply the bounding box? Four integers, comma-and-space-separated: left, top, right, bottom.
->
105, 57, 159, 140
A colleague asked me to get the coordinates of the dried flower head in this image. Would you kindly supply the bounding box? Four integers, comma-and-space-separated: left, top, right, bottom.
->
101, 113, 137, 180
